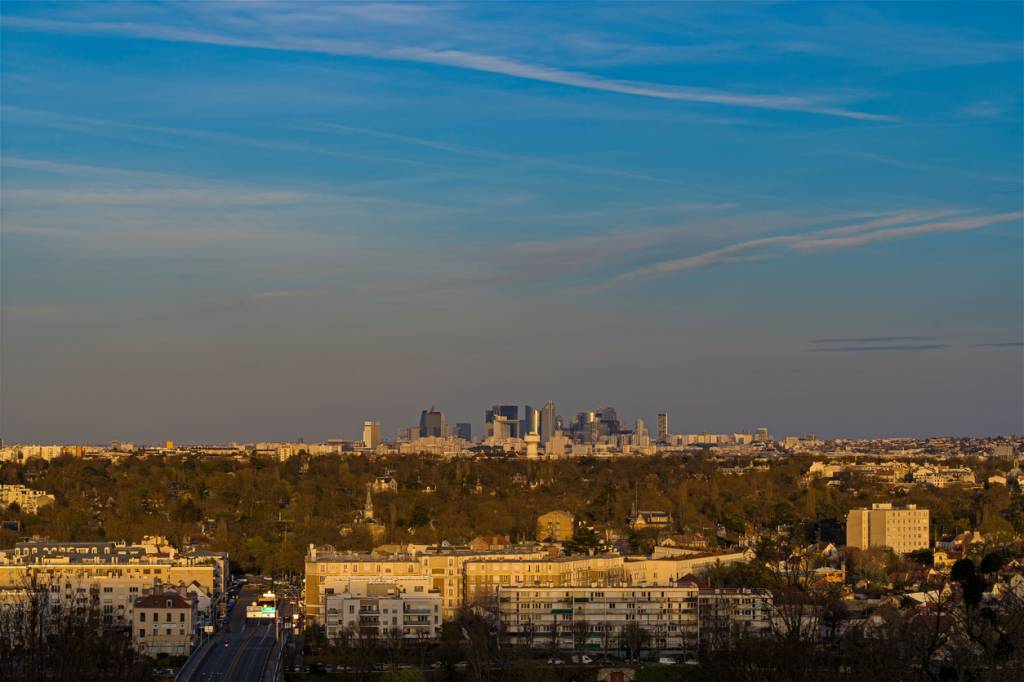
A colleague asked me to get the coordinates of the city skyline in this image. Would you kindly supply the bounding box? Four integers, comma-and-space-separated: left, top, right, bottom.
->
2, 2, 1022, 443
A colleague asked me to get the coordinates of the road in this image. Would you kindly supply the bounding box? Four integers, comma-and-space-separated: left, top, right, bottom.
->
179, 585, 278, 682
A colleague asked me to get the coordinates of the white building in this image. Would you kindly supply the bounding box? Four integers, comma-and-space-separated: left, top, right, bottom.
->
323, 583, 441, 640
0, 484, 56, 514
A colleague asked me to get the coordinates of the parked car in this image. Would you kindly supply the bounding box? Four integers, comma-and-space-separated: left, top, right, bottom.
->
571, 655, 594, 664
658, 656, 678, 665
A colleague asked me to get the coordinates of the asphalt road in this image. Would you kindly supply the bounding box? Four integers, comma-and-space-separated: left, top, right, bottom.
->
180, 585, 278, 682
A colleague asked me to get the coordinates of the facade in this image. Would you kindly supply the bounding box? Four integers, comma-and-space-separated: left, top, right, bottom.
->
846, 503, 930, 553
657, 413, 669, 442
454, 423, 472, 441
0, 537, 228, 628
486, 405, 519, 439
418, 408, 446, 438
132, 591, 196, 657
498, 584, 700, 652
0, 484, 56, 514
362, 421, 381, 450
536, 511, 574, 543
323, 583, 441, 640
696, 588, 774, 645
306, 545, 619, 623
463, 555, 624, 610
540, 401, 556, 445
625, 550, 751, 584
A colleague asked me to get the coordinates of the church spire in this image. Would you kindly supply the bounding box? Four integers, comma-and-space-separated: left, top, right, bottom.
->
364, 484, 374, 521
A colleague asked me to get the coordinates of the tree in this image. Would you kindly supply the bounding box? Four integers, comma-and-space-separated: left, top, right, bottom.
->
0, 576, 153, 682
620, 621, 649, 662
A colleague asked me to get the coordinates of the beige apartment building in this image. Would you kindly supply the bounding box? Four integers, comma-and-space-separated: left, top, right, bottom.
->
305, 545, 621, 623
0, 538, 228, 627
0, 484, 56, 514
536, 511, 574, 542
846, 503, 930, 554
624, 549, 752, 584
132, 591, 196, 657
463, 555, 625, 610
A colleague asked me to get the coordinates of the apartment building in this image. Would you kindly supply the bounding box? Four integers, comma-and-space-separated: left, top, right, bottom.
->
0, 484, 56, 514
536, 511, 574, 543
0, 537, 228, 627
498, 584, 700, 652
463, 555, 625, 610
696, 588, 774, 644
305, 545, 609, 623
624, 550, 752, 584
132, 591, 197, 657
846, 503, 930, 553
323, 582, 441, 640
498, 585, 774, 653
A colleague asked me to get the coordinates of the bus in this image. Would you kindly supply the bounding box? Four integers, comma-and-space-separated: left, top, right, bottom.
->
246, 591, 277, 622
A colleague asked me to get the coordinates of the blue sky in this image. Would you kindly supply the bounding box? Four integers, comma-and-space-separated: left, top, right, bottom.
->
1, 1, 1021, 443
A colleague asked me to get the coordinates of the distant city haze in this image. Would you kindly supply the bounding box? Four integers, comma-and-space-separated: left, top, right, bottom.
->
1, 2, 1021, 442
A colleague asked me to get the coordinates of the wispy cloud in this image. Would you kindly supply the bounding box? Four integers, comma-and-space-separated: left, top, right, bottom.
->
974, 341, 1024, 348
961, 100, 1015, 119
304, 121, 724, 191
810, 344, 947, 352
810, 336, 939, 344
4, 188, 310, 206
4, 15, 894, 121
604, 210, 1022, 285
1, 305, 91, 319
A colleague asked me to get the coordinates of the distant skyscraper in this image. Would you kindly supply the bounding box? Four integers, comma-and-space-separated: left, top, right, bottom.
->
540, 401, 556, 444
485, 405, 519, 438
489, 415, 516, 440
419, 407, 446, 438
634, 419, 650, 447
362, 420, 381, 449
521, 405, 538, 437
454, 422, 472, 441
657, 413, 669, 442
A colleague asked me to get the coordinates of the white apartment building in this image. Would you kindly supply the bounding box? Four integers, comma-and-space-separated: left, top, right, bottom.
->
0, 484, 56, 514
846, 503, 930, 553
323, 583, 441, 640
498, 585, 774, 653
696, 588, 774, 645
498, 584, 700, 652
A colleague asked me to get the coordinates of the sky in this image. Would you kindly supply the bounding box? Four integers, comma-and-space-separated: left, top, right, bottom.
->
1, 1, 1022, 444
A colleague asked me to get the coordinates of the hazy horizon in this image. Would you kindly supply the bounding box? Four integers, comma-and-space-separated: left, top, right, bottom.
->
2, 2, 1022, 443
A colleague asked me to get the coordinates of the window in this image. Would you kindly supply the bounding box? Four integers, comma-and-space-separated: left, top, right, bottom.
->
139, 613, 146, 623
166, 613, 172, 622
139, 629, 145, 638
180, 613, 185, 623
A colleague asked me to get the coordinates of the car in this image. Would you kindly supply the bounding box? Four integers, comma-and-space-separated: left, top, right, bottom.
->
571, 655, 594, 664
546, 658, 565, 665
658, 656, 678, 665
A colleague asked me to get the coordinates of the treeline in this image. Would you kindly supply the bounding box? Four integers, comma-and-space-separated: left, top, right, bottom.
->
1, 453, 1020, 575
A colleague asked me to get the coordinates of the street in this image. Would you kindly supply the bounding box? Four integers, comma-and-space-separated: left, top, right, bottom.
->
178, 585, 278, 682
